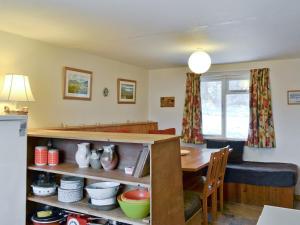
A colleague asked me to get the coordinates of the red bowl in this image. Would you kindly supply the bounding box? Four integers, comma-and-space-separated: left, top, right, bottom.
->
122, 189, 150, 201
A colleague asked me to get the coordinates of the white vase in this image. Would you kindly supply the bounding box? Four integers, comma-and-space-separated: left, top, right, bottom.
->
75, 143, 91, 168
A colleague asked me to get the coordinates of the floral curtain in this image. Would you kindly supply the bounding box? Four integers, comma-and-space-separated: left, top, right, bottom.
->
181, 73, 204, 144
248, 68, 276, 148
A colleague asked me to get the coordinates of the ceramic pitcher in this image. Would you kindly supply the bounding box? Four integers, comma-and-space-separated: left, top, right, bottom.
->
100, 145, 118, 171
89, 149, 102, 169
75, 143, 91, 168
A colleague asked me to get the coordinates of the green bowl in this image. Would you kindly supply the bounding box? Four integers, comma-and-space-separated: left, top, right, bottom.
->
117, 195, 150, 219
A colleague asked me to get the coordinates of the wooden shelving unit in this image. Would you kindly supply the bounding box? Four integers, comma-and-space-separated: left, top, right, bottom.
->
27, 195, 147, 225
28, 163, 150, 187
26, 129, 185, 225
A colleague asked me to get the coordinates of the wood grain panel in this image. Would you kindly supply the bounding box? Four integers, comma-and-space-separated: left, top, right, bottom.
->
224, 182, 295, 208
151, 139, 185, 225
185, 210, 202, 225
48, 121, 158, 134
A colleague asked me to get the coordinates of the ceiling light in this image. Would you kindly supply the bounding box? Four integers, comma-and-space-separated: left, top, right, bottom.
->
188, 51, 211, 74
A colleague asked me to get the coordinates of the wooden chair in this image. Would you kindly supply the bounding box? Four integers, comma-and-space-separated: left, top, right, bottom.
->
217, 146, 230, 212
197, 150, 222, 225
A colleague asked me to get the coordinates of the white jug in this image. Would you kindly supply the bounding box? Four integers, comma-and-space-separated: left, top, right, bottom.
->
75, 143, 91, 168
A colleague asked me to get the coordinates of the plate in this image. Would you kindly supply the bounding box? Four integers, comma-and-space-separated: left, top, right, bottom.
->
180, 149, 190, 156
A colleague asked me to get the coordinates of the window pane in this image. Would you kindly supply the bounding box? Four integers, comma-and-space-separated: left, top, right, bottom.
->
228, 79, 249, 91
226, 93, 249, 139
201, 81, 222, 135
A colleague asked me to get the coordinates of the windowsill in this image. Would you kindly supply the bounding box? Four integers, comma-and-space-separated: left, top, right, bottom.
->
204, 136, 247, 142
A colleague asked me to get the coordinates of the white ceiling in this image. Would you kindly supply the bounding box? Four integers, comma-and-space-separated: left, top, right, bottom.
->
0, 0, 300, 69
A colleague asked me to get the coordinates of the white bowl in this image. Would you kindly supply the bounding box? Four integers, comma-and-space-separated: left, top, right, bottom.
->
58, 187, 83, 203
31, 184, 57, 196
60, 176, 84, 190
91, 197, 117, 206
85, 182, 120, 200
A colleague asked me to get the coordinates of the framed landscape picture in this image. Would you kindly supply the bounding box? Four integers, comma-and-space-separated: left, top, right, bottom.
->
64, 67, 92, 100
287, 90, 300, 105
117, 78, 136, 104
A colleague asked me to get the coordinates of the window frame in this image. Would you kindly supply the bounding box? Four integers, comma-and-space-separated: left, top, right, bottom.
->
201, 71, 250, 140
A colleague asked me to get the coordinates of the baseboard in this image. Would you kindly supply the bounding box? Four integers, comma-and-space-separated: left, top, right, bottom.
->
295, 195, 300, 201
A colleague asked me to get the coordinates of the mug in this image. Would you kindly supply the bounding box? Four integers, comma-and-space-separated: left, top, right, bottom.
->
35, 146, 48, 166
48, 149, 59, 166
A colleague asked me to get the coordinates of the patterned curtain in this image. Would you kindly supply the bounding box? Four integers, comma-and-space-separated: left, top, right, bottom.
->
248, 68, 276, 148
181, 73, 204, 144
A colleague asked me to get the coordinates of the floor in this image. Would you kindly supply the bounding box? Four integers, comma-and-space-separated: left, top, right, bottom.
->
211, 201, 300, 225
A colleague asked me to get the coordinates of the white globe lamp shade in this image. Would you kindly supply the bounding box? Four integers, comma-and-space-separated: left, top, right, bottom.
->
188, 51, 211, 74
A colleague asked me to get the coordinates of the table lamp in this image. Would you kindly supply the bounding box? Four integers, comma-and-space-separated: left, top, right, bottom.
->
0, 74, 35, 114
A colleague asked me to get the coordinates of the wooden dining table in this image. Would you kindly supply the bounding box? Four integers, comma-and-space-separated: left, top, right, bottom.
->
180, 146, 220, 172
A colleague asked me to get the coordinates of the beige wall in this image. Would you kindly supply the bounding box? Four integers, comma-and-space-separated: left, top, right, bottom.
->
0, 31, 149, 128
1, 30, 300, 194
148, 59, 300, 194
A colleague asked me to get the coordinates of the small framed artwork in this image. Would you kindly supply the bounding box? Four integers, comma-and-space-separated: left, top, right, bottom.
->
160, 97, 175, 107
287, 90, 300, 105
64, 67, 92, 100
117, 79, 136, 104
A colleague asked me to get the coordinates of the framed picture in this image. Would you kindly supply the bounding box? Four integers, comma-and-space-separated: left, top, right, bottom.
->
160, 97, 175, 107
287, 90, 300, 105
64, 67, 92, 100
117, 79, 136, 104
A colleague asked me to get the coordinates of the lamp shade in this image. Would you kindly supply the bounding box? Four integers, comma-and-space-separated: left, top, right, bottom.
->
0, 74, 35, 102
188, 51, 211, 74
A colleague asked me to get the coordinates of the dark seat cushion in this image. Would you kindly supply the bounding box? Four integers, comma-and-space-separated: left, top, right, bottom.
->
184, 191, 201, 221
225, 161, 298, 187
206, 139, 245, 164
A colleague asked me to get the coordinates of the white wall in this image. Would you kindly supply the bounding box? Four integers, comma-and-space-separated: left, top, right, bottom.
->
148, 59, 300, 194
0, 31, 149, 128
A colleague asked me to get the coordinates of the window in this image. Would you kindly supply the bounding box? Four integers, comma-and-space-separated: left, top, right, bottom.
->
201, 72, 250, 139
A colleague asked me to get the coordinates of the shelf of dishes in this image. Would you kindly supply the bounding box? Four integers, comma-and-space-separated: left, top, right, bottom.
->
27, 195, 149, 225
29, 174, 150, 225
28, 163, 150, 188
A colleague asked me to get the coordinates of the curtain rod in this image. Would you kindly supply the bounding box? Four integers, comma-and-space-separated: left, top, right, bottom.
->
205, 69, 250, 74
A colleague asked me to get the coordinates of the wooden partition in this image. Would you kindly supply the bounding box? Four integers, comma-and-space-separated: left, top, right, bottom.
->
48, 121, 158, 134
26, 129, 185, 225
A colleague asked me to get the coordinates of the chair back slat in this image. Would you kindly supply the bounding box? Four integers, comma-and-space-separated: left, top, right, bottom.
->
218, 146, 230, 180
203, 151, 222, 195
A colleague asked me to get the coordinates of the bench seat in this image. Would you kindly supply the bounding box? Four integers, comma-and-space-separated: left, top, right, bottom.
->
225, 161, 298, 187
224, 161, 298, 208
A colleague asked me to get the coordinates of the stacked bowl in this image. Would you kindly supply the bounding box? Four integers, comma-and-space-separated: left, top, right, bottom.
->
86, 182, 120, 211
58, 176, 84, 203
118, 189, 150, 219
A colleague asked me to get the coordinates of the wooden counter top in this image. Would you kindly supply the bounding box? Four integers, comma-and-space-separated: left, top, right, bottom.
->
28, 129, 179, 144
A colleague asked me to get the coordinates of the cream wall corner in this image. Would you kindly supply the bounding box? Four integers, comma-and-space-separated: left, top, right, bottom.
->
0, 31, 149, 128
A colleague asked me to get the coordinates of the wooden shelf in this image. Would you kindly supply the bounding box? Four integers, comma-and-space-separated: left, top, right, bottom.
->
28, 163, 150, 187
27, 195, 149, 225
28, 129, 178, 144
